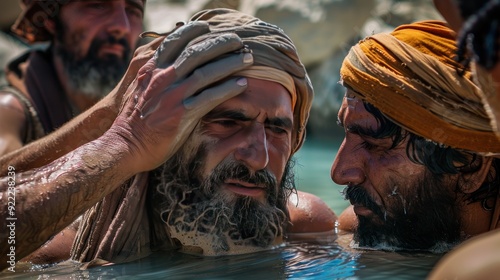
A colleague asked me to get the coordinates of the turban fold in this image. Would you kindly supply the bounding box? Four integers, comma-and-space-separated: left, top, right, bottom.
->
190, 8, 313, 154
340, 20, 500, 155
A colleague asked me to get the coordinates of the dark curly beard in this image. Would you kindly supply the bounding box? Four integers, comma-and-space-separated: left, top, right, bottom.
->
150, 136, 295, 255
343, 172, 462, 252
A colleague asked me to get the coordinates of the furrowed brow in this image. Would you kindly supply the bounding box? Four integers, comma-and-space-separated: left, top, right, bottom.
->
204, 109, 252, 121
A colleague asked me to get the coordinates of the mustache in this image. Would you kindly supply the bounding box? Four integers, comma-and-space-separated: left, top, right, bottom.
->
343, 185, 383, 216
88, 36, 131, 59
207, 160, 278, 197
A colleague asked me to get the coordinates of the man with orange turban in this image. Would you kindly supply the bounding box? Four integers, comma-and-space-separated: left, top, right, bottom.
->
332, 20, 500, 251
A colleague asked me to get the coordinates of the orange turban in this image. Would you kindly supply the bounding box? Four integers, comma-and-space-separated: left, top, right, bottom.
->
340, 20, 500, 155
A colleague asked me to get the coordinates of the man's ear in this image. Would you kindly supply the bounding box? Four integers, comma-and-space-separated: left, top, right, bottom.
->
459, 157, 494, 194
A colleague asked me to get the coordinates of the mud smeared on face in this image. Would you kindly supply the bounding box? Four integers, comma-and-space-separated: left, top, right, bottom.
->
152, 134, 295, 255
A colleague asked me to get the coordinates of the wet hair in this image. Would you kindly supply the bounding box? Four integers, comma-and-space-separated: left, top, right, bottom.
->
455, 0, 500, 71
363, 101, 499, 204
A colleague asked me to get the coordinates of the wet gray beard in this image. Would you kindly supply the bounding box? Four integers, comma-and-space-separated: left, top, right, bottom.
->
152, 136, 292, 254
54, 41, 128, 100
59, 53, 125, 100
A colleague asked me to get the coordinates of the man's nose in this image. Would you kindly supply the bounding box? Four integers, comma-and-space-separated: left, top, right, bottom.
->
331, 138, 366, 186
107, 4, 130, 38
234, 123, 269, 172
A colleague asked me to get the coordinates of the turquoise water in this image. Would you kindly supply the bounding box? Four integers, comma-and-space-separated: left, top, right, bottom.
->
294, 136, 350, 215
1, 137, 444, 279
1, 234, 442, 279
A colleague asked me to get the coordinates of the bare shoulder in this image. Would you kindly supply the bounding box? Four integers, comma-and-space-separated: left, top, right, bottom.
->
0, 91, 27, 155
337, 205, 357, 232
0, 91, 25, 114
428, 230, 500, 280
287, 190, 337, 233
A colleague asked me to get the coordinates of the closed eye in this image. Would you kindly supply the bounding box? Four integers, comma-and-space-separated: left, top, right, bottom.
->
266, 125, 287, 134
212, 119, 239, 127
265, 117, 292, 136
360, 140, 376, 151
359, 138, 393, 154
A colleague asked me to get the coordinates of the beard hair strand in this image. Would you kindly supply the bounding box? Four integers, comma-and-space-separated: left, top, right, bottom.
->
149, 133, 296, 255
344, 171, 462, 252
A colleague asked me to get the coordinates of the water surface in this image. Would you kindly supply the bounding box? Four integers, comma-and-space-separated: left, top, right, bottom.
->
1, 137, 444, 279
2, 233, 442, 279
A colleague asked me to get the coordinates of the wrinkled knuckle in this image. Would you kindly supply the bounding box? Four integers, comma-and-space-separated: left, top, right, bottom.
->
148, 75, 164, 91
133, 45, 147, 57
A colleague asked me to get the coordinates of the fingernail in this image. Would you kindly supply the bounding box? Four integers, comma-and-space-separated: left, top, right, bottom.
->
237, 77, 247, 86
243, 53, 253, 64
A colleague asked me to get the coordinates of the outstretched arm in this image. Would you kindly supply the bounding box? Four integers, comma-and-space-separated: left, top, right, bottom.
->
0, 22, 254, 270
0, 22, 212, 176
1, 134, 137, 267
0, 36, 163, 175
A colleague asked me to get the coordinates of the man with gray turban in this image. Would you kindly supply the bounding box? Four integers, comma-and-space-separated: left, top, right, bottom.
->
332, 20, 500, 252
0, 8, 335, 270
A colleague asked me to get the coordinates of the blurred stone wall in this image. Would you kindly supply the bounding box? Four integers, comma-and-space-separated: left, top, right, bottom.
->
0, 1, 27, 85
144, 0, 445, 139
0, 0, 444, 139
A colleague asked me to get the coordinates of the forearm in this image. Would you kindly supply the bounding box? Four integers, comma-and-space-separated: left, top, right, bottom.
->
0, 134, 134, 267
0, 100, 116, 176
0, 36, 166, 176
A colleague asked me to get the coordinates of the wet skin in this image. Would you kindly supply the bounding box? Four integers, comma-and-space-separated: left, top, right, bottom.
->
331, 91, 428, 223
157, 77, 295, 255
200, 77, 294, 204
329, 91, 496, 249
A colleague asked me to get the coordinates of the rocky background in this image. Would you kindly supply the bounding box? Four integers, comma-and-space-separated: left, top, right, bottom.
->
0, 0, 444, 139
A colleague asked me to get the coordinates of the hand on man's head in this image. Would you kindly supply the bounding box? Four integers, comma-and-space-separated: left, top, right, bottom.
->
106, 21, 254, 174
